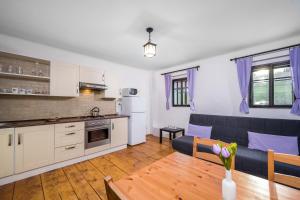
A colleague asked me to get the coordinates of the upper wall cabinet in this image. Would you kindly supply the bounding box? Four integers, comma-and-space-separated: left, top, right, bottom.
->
79, 66, 105, 85
50, 61, 79, 97
104, 71, 120, 99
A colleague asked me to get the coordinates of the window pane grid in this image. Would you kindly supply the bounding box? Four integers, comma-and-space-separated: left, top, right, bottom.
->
172, 78, 189, 107
250, 61, 293, 108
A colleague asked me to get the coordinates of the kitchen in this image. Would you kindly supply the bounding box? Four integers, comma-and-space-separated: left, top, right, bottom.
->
0, 50, 149, 185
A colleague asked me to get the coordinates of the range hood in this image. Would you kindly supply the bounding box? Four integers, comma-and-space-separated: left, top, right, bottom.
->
79, 82, 107, 90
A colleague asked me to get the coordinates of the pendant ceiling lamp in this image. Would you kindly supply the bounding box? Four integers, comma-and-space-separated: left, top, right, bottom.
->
143, 27, 157, 58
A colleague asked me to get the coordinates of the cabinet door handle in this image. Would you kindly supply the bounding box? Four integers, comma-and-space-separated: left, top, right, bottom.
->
112, 123, 114, 130
65, 132, 76, 136
65, 146, 76, 150
66, 125, 75, 128
76, 83, 79, 94
8, 134, 12, 146
18, 134, 22, 145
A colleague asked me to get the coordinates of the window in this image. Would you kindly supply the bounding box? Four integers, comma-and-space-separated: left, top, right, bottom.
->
249, 61, 294, 108
172, 78, 189, 107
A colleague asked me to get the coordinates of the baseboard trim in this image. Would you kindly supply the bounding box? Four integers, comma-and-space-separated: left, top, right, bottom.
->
0, 145, 127, 186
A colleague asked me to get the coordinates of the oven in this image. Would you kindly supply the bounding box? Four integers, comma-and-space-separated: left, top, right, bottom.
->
85, 119, 111, 149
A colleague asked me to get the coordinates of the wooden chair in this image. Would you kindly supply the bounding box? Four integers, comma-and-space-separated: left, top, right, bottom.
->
267, 150, 300, 189
193, 137, 235, 170
104, 176, 128, 200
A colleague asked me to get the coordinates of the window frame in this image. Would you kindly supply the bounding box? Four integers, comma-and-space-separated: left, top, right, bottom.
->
172, 77, 190, 107
249, 61, 294, 108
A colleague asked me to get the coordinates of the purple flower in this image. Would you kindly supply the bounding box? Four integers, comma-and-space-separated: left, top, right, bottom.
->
221, 147, 230, 158
212, 144, 221, 155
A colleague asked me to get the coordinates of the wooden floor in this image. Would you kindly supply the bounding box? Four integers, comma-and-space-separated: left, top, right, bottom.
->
0, 135, 173, 200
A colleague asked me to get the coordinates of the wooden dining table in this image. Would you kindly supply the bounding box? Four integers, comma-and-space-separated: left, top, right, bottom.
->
113, 152, 300, 200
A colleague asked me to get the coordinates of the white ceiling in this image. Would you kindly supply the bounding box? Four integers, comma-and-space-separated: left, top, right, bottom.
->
0, 0, 300, 70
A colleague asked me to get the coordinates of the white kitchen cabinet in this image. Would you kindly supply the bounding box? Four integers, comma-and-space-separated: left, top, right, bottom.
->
50, 61, 79, 97
55, 143, 84, 163
54, 122, 84, 162
111, 118, 128, 148
104, 71, 120, 99
0, 128, 14, 178
79, 66, 105, 85
15, 125, 55, 173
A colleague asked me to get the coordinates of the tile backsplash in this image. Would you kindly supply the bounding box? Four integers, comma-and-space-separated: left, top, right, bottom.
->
0, 90, 116, 121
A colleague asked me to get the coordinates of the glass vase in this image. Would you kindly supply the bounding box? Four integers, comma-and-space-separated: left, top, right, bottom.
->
222, 170, 236, 200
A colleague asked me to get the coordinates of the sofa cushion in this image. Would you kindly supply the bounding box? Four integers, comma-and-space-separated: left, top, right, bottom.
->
186, 123, 212, 138
248, 131, 299, 155
172, 136, 213, 156
236, 145, 300, 178
172, 136, 194, 155
172, 136, 300, 178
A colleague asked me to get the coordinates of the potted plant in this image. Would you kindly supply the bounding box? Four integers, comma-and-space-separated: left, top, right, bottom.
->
212, 142, 238, 200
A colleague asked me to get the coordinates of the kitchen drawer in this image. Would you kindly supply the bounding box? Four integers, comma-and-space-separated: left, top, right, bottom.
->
55, 129, 84, 147
55, 143, 84, 163
55, 122, 84, 132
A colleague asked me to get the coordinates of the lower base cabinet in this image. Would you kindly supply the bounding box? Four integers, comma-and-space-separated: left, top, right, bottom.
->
111, 118, 128, 148
15, 125, 55, 174
0, 128, 14, 178
0, 118, 129, 180
54, 122, 84, 162
55, 143, 84, 162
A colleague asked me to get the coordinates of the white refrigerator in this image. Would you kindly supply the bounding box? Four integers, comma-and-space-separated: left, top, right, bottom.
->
121, 96, 146, 145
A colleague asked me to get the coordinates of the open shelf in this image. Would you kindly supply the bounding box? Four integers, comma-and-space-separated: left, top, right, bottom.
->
0, 72, 50, 81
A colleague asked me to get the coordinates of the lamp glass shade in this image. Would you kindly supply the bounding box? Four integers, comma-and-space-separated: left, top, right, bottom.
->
144, 41, 156, 58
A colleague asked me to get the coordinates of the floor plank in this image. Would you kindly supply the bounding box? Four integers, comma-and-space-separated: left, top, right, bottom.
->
0, 183, 14, 200
75, 161, 107, 200
103, 152, 137, 174
63, 165, 101, 200
0, 135, 173, 200
89, 157, 127, 181
41, 169, 78, 200
13, 175, 45, 200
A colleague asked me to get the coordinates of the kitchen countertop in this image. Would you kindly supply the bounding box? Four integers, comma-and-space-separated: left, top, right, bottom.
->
0, 114, 129, 129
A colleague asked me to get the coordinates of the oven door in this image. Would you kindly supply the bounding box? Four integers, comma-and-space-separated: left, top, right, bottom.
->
85, 125, 111, 149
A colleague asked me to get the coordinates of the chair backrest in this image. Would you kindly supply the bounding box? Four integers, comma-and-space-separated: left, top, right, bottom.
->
193, 137, 235, 170
267, 150, 300, 189
104, 176, 128, 200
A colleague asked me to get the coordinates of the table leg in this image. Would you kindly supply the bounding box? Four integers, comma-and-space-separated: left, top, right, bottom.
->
173, 132, 176, 139
169, 132, 171, 140
160, 129, 162, 144
182, 129, 185, 136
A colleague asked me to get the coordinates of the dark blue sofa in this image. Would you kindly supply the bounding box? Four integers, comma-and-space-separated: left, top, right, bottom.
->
172, 114, 300, 178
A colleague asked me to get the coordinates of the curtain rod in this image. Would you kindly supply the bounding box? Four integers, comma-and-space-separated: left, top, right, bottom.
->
160, 66, 200, 75
230, 43, 300, 61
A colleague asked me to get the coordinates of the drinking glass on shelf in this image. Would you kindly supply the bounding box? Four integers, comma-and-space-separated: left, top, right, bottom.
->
8, 65, 13, 73
32, 62, 39, 75
17, 66, 23, 74
39, 68, 43, 76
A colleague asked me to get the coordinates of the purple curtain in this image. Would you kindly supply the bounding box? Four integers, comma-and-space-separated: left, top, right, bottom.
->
187, 68, 196, 111
164, 74, 171, 110
290, 46, 300, 115
236, 57, 253, 114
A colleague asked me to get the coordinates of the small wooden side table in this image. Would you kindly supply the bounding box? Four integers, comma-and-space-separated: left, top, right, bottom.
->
159, 127, 185, 143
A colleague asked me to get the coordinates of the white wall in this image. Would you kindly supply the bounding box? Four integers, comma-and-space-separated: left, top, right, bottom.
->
2, 33, 300, 137
152, 35, 300, 136
0, 34, 153, 133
